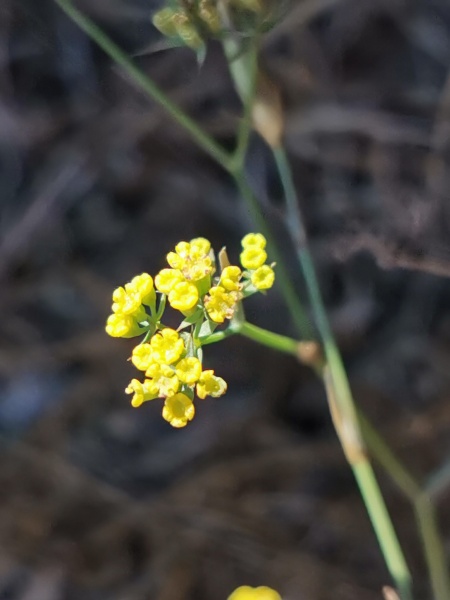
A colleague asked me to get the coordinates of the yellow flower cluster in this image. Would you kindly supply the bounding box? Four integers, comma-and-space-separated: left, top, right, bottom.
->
228, 586, 281, 600
126, 327, 226, 428
105, 234, 274, 427
105, 273, 155, 338
240, 233, 275, 290
155, 237, 214, 312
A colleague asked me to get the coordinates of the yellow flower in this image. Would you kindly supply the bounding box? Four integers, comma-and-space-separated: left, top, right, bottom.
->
129, 273, 155, 306
150, 328, 185, 365
168, 281, 199, 312
162, 393, 195, 428
189, 237, 211, 258
240, 247, 267, 270
146, 362, 179, 397
220, 265, 242, 291
204, 286, 238, 323
131, 343, 154, 371
241, 233, 267, 249
227, 586, 281, 600
112, 273, 155, 314
125, 378, 159, 408
167, 239, 214, 282
251, 265, 275, 290
196, 370, 227, 399
176, 357, 202, 385
105, 313, 142, 338
155, 268, 184, 294
112, 285, 142, 315
166, 250, 185, 270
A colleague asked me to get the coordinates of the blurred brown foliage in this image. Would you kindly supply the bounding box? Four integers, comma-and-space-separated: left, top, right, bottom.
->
1, 0, 450, 598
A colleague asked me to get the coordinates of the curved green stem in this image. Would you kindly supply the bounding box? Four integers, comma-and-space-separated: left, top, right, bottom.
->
360, 413, 450, 600
237, 321, 298, 355
353, 463, 412, 600
414, 494, 450, 600
357, 410, 421, 502
223, 37, 259, 169
200, 328, 236, 346
53, 0, 232, 171
201, 320, 298, 356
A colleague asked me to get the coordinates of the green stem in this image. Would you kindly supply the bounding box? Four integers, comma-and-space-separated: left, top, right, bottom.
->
273, 146, 308, 248
357, 410, 421, 501
53, 0, 232, 171
238, 321, 298, 355
414, 494, 450, 600
201, 322, 297, 355
200, 328, 236, 346
426, 459, 450, 500
361, 413, 450, 600
201, 321, 298, 357
275, 145, 413, 598
353, 463, 412, 600
223, 36, 259, 167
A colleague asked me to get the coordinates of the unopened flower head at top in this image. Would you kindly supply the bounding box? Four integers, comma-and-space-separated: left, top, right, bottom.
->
227, 586, 282, 600
152, 0, 286, 52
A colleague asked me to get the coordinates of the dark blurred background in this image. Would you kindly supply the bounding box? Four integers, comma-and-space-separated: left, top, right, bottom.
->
1, 0, 450, 598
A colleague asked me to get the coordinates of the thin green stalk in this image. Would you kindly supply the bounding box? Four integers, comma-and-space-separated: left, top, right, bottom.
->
274, 145, 413, 598
276, 142, 450, 600
361, 414, 450, 600
414, 494, 450, 600
426, 459, 450, 500
53, 0, 232, 171
238, 321, 298, 355
356, 410, 421, 502
273, 146, 308, 248
353, 463, 412, 600
200, 328, 236, 346
201, 320, 299, 357
227, 38, 258, 160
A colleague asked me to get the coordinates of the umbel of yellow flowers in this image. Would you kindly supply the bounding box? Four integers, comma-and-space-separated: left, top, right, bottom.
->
228, 586, 282, 600
105, 234, 275, 428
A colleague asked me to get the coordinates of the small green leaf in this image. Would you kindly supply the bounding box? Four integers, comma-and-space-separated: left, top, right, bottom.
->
198, 318, 218, 338
177, 308, 204, 330
155, 293, 167, 321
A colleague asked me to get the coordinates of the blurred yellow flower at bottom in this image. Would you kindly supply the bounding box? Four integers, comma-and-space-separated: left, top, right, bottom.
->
227, 586, 281, 600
